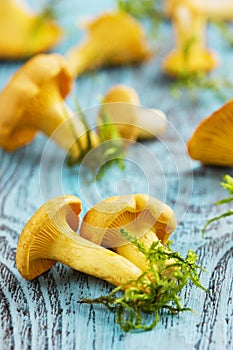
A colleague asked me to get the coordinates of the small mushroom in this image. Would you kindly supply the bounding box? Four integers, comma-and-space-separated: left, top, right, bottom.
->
100, 84, 167, 140
162, 0, 219, 76
0, 53, 98, 161
65, 11, 152, 78
0, 0, 62, 59
187, 99, 233, 166
80, 194, 176, 272
16, 195, 142, 286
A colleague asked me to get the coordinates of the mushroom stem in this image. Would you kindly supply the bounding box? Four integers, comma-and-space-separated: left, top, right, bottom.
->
175, 5, 206, 53
115, 229, 160, 272
16, 196, 142, 286
66, 42, 100, 78
35, 227, 142, 287
24, 81, 99, 160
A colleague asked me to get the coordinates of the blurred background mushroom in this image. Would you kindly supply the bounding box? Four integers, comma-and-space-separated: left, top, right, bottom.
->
0, 53, 99, 161
0, 0, 62, 59
162, 0, 219, 77
65, 11, 152, 78
187, 99, 233, 166
101, 84, 167, 140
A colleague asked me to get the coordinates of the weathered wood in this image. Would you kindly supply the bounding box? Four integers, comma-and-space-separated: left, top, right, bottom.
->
0, 1, 233, 349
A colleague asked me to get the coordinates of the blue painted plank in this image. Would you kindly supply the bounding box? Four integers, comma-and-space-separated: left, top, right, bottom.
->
0, 1, 233, 349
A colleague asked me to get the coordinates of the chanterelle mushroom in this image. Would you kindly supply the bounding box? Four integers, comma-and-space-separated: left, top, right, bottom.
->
163, 0, 219, 76
0, 0, 62, 59
0, 53, 98, 161
187, 99, 233, 166
101, 84, 167, 140
65, 11, 152, 78
16, 195, 142, 285
80, 194, 176, 271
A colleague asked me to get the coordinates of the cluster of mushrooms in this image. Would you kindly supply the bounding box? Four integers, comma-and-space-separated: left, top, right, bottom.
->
1, 0, 233, 285
0, 2, 168, 159
16, 194, 176, 286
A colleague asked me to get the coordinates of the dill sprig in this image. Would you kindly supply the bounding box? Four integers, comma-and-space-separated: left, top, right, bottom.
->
202, 175, 233, 235
96, 103, 126, 181
81, 228, 207, 332
170, 71, 233, 101
118, 0, 162, 20
66, 99, 93, 166
67, 99, 126, 181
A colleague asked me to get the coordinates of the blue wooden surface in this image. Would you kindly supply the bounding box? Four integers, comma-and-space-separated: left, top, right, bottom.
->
0, 1, 233, 349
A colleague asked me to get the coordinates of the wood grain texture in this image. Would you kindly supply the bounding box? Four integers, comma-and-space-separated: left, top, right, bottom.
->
0, 1, 233, 349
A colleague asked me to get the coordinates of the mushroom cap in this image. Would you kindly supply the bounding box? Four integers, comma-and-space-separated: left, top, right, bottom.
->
16, 195, 82, 280
187, 99, 233, 166
83, 11, 152, 64
101, 84, 140, 141
102, 84, 167, 140
0, 0, 63, 59
162, 49, 219, 77
0, 53, 72, 151
80, 194, 177, 248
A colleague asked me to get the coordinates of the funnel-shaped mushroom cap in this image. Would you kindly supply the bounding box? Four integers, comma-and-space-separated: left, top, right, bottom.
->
16, 196, 82, 280
80, 194, 177, 248
0, 0, 62, 59
0, 53, 72, 151
101, 84, 167, 140
187, 99, 233, 166
66, 11, 152, 77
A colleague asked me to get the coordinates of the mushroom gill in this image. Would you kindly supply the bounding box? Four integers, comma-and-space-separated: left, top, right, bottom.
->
187, 99, 233, 166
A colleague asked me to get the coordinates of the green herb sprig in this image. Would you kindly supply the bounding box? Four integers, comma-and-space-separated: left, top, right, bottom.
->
31, 0, 61, 38
37, 0, 60, 22
170, 71, 233, 101
118, 0, 163, 37
202, 174, 233, 235
96, 103, 126, 180
67, 99, 126, 181
80, 228, 207, 332
66, 99, 93, 166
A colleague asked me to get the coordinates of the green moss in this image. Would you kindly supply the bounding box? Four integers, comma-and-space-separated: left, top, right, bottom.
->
81, 228, 207, 332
